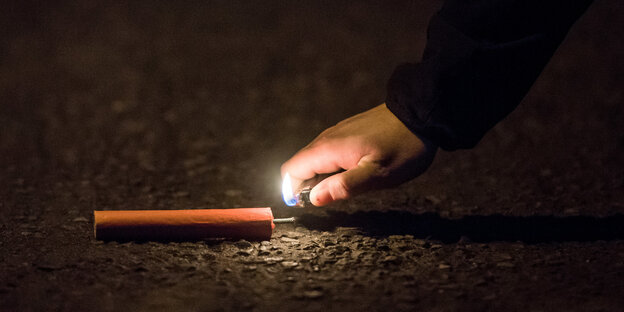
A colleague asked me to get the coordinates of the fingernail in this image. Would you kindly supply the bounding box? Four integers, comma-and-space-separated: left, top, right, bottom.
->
309, 185, 323, 206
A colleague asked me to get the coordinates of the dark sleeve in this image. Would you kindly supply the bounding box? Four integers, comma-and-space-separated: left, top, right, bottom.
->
385, 0, 593, 150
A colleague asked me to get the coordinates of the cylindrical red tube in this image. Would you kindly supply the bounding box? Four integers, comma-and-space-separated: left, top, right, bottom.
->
94, 208, 275, 241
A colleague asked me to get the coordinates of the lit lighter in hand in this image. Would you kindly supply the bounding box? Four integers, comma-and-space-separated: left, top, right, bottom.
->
282, 173, 312, 207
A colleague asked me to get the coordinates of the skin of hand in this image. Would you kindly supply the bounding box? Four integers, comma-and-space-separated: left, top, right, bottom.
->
281, 103, 438, 206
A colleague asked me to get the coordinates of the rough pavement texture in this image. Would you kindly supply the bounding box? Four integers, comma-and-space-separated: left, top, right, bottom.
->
1, 1, 623, 311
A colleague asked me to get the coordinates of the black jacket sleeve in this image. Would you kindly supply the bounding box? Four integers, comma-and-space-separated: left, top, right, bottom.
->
385, 0, 593, 150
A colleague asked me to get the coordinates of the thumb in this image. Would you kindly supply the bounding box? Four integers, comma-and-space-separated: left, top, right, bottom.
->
309, 159, 379, 206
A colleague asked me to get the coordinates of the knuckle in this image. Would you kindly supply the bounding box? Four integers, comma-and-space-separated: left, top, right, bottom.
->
312, 134, 332, 146
373, 164, 391, 178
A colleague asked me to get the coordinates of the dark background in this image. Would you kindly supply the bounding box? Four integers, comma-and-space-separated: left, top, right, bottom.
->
1, 1, 623, 311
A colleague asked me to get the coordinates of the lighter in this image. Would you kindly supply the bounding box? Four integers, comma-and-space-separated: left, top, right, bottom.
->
294, 186, 312, 207
282, 173, 313, 207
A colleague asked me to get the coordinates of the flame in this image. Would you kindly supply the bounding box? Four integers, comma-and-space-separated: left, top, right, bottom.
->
282, 172, 297, 206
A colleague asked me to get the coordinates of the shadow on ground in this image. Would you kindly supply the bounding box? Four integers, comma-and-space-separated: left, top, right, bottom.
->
298, 211, 624, 243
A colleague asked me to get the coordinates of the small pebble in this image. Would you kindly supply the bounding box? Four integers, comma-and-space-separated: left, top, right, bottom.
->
243, 265, 257, 272
414, 239, 427, 246
381, 256, 400, 264
281, 261, 299, 268
72, 217, 89, 222
264, 257, 284, 264
235, 240, 252, 249
258, 246, 271, 255
303, 290, 323, 299
284, 231, 301, 239
237, 249, 253, 256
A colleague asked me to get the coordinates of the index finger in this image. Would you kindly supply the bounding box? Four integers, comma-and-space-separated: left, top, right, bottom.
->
281, 143, 347, 187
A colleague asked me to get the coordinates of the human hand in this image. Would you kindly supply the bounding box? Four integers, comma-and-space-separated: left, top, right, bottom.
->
281, 103, 437, 206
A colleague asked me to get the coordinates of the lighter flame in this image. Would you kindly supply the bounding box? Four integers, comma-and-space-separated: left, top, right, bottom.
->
282, 173, 297, 206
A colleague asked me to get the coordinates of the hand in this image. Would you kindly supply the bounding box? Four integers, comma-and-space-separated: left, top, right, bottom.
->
281, 103, 437, 206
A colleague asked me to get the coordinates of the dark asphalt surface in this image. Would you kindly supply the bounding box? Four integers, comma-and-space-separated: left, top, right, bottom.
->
1, 1, 623, 311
